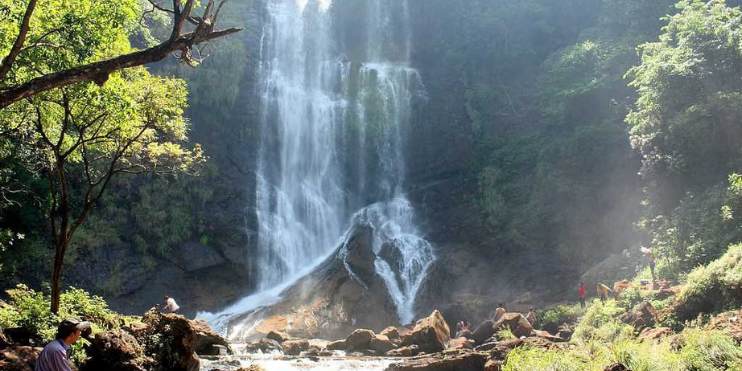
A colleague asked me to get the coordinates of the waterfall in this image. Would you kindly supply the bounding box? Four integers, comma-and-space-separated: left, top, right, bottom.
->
202, 0, 434, 334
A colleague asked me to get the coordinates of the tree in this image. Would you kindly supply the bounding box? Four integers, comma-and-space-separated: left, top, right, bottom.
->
0, 0, 241, 109
0, 0, 207, 313
627, 0, 742, 271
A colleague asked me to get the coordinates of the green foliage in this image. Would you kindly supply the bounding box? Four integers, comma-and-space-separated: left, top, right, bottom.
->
539, 304, 585, 333
670, 243, 742, 321
628, 0, 742, 275
678, 328, 742, 370
503, 345, 584, 371
0, 284, 117, 344
496, 327, 517, 341
572, 300, 632, 343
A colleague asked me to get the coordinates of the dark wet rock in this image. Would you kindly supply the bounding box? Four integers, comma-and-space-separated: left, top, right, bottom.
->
0, 346, 41, 371
385, 349, 488, 371
266, 330, 290, 344
471, 320, 496, 345
281, 339, 309, 356
80, 331, 146, 371
327, 339, 348, 351
244, 338, 282, 354
192, 319, 232, 356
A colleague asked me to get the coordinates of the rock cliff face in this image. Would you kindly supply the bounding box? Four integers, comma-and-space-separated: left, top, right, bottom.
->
66, 0, 576, 324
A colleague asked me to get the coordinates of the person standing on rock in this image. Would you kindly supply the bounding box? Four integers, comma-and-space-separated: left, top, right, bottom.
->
597, 283, 612, 302
641, 247, 657, 281
526, 307, 537, 328
578, 282, 587, 308
163, 296, 180, 313
35, 318, 90, 371
493, 303, 506, 322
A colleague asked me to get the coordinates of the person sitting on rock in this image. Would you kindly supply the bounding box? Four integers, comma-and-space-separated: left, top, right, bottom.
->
462, 319, 471, 332
597, 284, 612, 302
526, 307, 537, 327
493, 303, 506, 322
35, 318, 90, 371
163, 296, 180, 313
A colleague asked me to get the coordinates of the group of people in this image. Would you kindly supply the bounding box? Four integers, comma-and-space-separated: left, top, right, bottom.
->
35, 295, 180, 371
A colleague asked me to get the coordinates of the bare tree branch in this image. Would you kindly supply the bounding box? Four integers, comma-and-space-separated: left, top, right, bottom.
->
0, 0, 38, 80
0, 0, 241, 109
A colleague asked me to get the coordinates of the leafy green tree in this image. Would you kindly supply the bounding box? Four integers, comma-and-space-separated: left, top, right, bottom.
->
627, 0, 742, 270
0, 0, 241, 109
0, 0, 207, 313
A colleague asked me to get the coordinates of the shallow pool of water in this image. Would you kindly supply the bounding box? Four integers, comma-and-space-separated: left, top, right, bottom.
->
200, 354, 399, 371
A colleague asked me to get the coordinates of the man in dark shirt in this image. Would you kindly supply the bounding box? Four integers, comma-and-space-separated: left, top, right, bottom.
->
35, 318, 90, 371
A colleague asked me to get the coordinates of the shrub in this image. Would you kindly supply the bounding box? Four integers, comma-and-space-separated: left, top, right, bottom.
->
503, 345, 585, 371
0, 284, 119, 344
670, 243, 742, 321
540, 304, 585, 333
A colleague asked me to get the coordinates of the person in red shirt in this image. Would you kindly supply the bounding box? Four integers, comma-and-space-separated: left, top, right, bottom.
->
578, 282, 587, 308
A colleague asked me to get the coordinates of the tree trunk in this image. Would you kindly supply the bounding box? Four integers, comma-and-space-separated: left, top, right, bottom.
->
50, 237, 68, 314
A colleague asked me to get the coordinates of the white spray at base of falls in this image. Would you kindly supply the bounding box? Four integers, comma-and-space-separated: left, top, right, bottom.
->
201, 0, 434, 337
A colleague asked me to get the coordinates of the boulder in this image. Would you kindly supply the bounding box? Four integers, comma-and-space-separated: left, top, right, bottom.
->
266, 330, 290, 343
638, 327, 673, 342
408, 310, 451, 353
532, 330, 565, 342
619, 302, 658, 330
192, 319, 232, 356
281, 339, 309, 356
370, 335, 397, 355
448, 337, 474, 350
471, 320, 496, 345
494, 313, 533, 338
134, 309, 199, 371
484, 359, 502, 371
381, 326, 400, 340
0, 346, 41, 371
346, 329, 376, 351
386, 350, 488, 371
244, 338, 282, 354
386, 345, 420, 357
80, 331, 146, 371
327, 339, 348, 351
704, 310, 742, 343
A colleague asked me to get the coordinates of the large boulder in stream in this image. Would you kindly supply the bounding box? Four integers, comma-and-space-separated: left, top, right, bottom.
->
80, 331, 146, 371
346, 329, 376, 351
223, 223, 400, 340
132, 309, 200, 371
406, 310, 451, 353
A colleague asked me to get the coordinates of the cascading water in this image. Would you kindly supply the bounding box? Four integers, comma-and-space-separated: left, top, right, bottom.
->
202, 0, 434, 335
